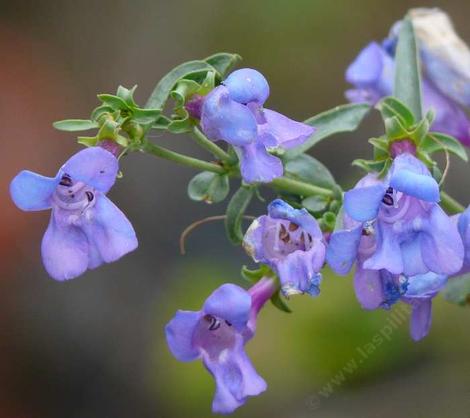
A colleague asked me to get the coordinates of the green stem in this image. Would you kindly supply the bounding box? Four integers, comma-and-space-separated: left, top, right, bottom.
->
141, 140, 334, 198
191, 127, 232, 162
270, 176, 333, 198
141, 140, 226, 174
440, 191, 465, 214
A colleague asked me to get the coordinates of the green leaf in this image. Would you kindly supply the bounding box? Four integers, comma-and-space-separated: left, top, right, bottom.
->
394, 16, 423, 120
270, 290, 292, 313
421, 132, 468, 162
353, 158, 389, 173
443, 274, 470, 306
116, 85, 138, 108
302, 195, 329, 214
241, 265, 272, 284
77, 136, 98, 147
284, 154, 336, 189
53, 119, 99, 132
377, 97, 415, 128
132, 108, 161, 125
90, 105, 115, 122
145, 60, 215, 110
97, 94, 130, 111
187, 171, 230, 204
285, 103, 370, 158
204, 52, 242, 78
225, 185, 255, 244
384, 116, 409, 139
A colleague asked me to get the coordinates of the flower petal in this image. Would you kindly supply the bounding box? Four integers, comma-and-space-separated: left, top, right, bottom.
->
409, 298, 433, 341
389, 153, 439, 202
41, 210, 89, 281
268, 199, 322, 238
401, 237, 429, 277
10, 170, 59, 211
423, 80, 470, 146
203, 284, 251, 330
420, 205, 464, 275
354, 267, 384, 310
276, 249, 324, 297
62, 147, 119, 193
326, 223, 363, 275
345, 42, 394, 95
80, 195, 138, 267
344, 183, 387, 222
363, 222, 403, 274
165, 310, 202, 362
258, 108, 315, 150
204, 338, 267, 414
236, 143, 283, 184
405, 272, 447, 298
201, 86, 257, 146
224, 68, 270, 105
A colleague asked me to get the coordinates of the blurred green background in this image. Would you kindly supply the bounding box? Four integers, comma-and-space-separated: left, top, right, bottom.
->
2, 1, 470, 417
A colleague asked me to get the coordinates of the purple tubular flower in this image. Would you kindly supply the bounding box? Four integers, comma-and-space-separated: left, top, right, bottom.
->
346, 16, 470, 146
200, 68, 315, 183
326, 153, 463, 340
243, 199, 325, 296
10, 147, 138, 281
165, 279, 275, 414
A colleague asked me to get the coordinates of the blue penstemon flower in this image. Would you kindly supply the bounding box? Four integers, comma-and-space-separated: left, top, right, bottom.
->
165, 278, 276, 414
326, 151, 464, 340
243, 199, 326, 297
345, 8, 470, 146
200, 68, 315, 183
10, 147, 138, 280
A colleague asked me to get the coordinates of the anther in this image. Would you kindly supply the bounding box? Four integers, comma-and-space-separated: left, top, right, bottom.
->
382, 194, 394, 206
59, 174, 73, 187
279, 224, 290, 243
85, 191, 94, 202
288, 222, 299, 232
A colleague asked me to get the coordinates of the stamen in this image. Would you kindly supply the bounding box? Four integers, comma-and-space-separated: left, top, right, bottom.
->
288, 222, 299, 231
59, 174, 73, 187
382, 194, 394, 206
386, 187, 393, 194
225, 320, 232, 327
204, 314, 221, 331
85, 191, 94, 202
279, 224, 290, 243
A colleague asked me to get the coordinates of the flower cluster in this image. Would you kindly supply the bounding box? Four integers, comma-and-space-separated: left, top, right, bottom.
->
345, 8, 470, 146
10, 147, 137, 280
8, 8, 470, 414
327, 150, 464, 340
201, 68, 315, 183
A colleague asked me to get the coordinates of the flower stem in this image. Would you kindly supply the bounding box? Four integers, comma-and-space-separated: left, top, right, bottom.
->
440, 191, 465, 214
270, 176, 333, 198
191, 127, 233, 162
141, 140, 226, 174
141, 140, 334, 198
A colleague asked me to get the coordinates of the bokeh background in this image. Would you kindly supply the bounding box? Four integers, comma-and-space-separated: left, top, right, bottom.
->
2, 1, 470, 417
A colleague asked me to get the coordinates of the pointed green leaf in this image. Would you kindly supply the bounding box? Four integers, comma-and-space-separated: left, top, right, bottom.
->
377, 96, 415, 127
225, 185, 255, 244
284, 154, 336, 189
384, 115, 409, 139
394, 16, 422, 120
302, 195, 329, 214
352, 158, 388, 173
188, 171, 230, 204
204, 52, 241, 78
53, 119, 99, 132
97, 94, 130, 111
116, 85, 138, 108
421, 132, 468, 162
270, 289, 292, 313
132, 108, 161, 125
77, 136, 98, 147
286, 103, 370, 157
145, 60, 214, 110
443, 274, 470, 306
